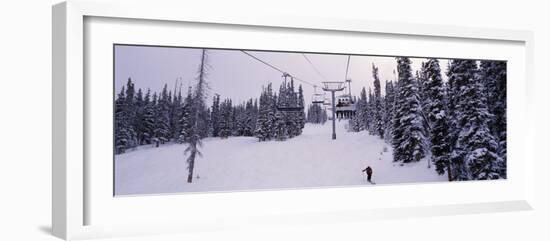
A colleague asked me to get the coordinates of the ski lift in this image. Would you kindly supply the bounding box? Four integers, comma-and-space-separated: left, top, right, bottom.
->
276, 74, 305, 112
312, 86, 325, 104
312, 95, 325, 104
322, 93, 331, 106
345, 78, 352, 97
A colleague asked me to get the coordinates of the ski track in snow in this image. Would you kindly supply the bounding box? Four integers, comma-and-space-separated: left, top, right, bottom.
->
115, 121, 446, 195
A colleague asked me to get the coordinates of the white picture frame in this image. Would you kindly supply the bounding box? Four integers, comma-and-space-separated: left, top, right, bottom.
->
52, 0, 536, 240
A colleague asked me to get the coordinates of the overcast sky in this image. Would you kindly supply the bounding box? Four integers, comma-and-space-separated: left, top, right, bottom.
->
114, 45, 449, 106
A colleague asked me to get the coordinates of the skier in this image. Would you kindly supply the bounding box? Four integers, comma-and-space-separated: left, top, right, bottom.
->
362, 166, 373, 183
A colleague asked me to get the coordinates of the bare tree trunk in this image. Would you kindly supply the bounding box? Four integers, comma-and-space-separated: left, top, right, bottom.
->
186, 49, 208, 184
447, 162, 453, 181
187, 144, 196, 183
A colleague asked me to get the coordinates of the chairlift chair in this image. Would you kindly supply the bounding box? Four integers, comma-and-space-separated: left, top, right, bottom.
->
312, 94, 325, 104
323, 94, 331, 106
310, 85, 324, 105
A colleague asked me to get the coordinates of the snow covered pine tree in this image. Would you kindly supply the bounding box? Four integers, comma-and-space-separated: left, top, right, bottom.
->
392, 57, 427, 163
447, 60, 501, 180
372, 64, 384, 139
479, 61, 507, 178
154, 84, 171, 146
255, 84, 275, 141
423, 59, 452, 180
114, 86, 129, 154
218, 98, 233, 138
383, 80, 396, 143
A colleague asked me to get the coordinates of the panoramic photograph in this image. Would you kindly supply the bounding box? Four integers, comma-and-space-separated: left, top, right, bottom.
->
113, 44, 507, 196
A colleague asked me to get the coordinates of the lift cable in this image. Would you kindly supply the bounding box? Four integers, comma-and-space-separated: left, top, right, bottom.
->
344, 55, 351, 81
240, 50, 318, 87
302, 53, 328, 82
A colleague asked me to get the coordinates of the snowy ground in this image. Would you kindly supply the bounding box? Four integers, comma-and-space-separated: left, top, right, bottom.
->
115, 121, 447, 195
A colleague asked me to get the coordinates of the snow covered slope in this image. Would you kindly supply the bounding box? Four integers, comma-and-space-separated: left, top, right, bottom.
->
115, 121, 446, 195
